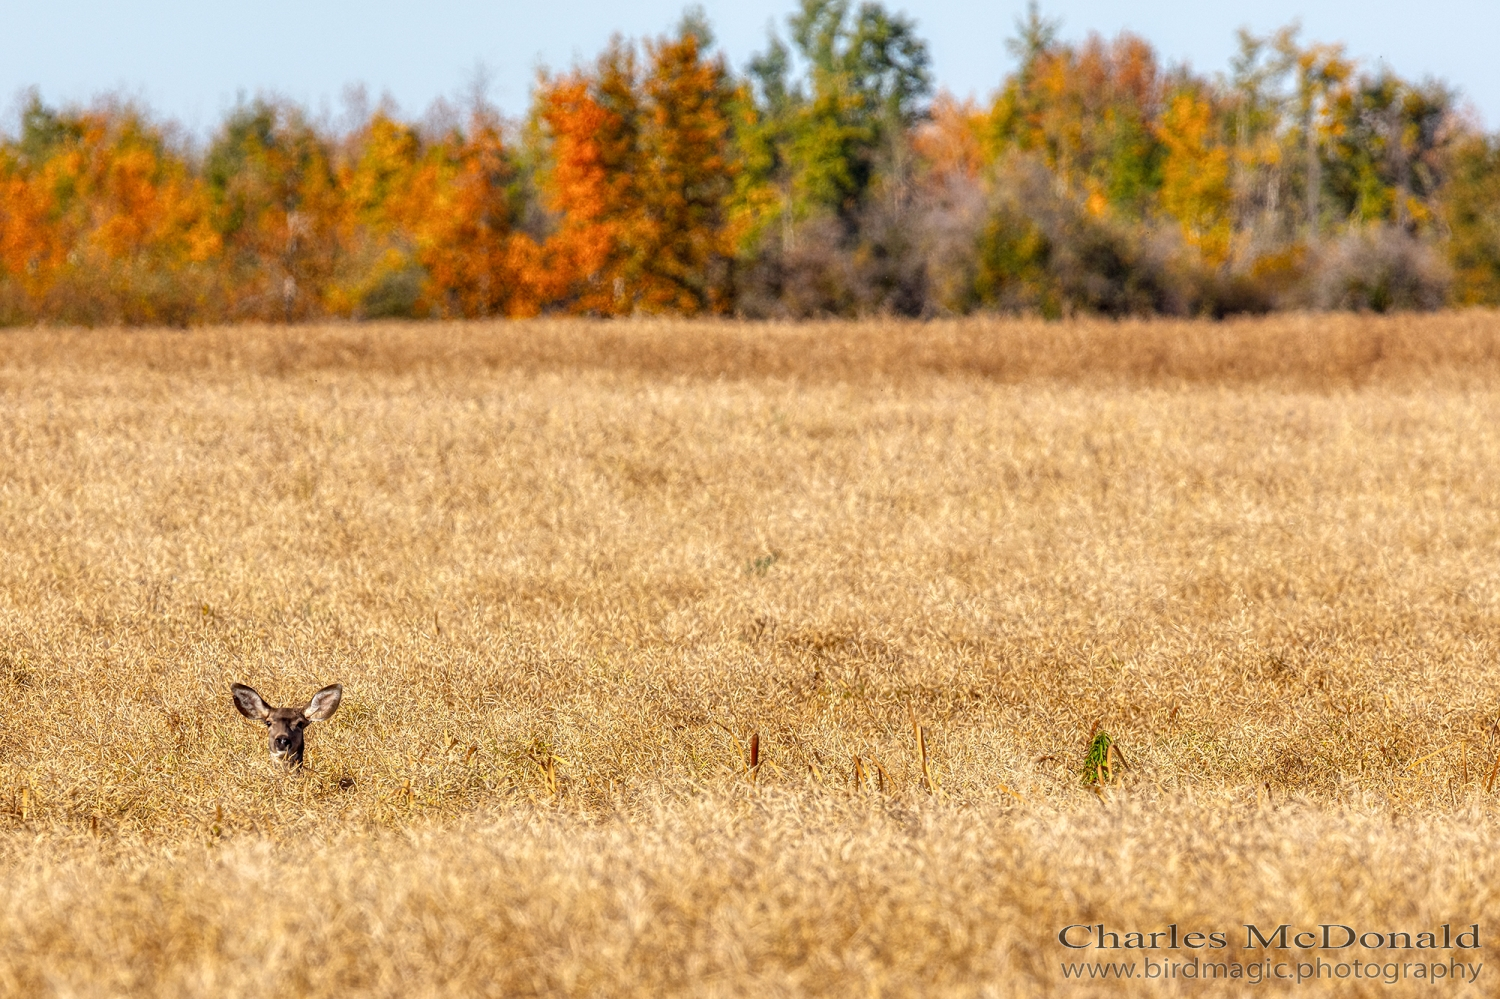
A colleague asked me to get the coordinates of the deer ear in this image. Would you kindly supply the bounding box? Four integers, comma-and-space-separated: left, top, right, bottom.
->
232, 684, 271, 720
303, 684, 343, 722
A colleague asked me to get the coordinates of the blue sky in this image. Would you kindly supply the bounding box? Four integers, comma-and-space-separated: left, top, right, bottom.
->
3, 0, 1494, 135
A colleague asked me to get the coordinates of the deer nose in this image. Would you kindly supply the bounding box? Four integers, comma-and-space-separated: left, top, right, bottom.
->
273, 736, 292, 751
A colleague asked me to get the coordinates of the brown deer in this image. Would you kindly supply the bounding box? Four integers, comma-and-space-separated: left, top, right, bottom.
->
231, 682, 343, 766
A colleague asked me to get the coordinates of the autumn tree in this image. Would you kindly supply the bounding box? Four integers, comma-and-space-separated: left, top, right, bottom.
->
1214, 27, 1297, 258
532, 47, 640, 313
1442, 135, 1500, 304
533, 22, 739, 314
204, 99, 343, 320
0, 95, 217, 324
1324, 73, 1452, 230
988, 11, 1168, 216
1157, 88, 1232, 266
414, 114, 546, 317
1279, 36, 1354, 241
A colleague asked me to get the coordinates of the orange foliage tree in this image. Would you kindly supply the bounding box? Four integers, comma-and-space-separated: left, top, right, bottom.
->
0, 97, 218, 324
533, 28, 740, 315
532, 61, 636, 313
410, 115, 545, 317
913, 93, 987, 186
339, 109, 544, 318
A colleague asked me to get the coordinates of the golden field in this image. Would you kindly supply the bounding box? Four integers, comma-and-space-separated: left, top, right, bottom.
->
4, 314, 1500, 996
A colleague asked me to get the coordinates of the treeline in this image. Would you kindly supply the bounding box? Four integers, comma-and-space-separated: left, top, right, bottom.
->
3, 1, 1500, 324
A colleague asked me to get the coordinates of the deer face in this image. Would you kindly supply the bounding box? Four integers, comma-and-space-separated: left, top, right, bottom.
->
231, 683, 343, 766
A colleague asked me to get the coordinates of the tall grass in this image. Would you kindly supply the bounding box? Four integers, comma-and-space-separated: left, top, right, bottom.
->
2, 315, 1500, 995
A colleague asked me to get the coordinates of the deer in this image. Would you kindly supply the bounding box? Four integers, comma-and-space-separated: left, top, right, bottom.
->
231, 682, 343, 767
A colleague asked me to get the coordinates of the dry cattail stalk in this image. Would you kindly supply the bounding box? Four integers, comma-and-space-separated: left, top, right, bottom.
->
917, 726, 937, 792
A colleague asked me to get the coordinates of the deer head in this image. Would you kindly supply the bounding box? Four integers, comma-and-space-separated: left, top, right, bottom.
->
231, 682, 343, 766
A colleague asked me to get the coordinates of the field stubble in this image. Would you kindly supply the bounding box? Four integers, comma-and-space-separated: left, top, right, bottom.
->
3, 314, 1500, 995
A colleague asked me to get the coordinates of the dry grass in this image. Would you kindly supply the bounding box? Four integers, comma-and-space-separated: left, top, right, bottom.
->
8, 309, 1500, 387
4, 796, 1497, 997
3, 313, 1500, 996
